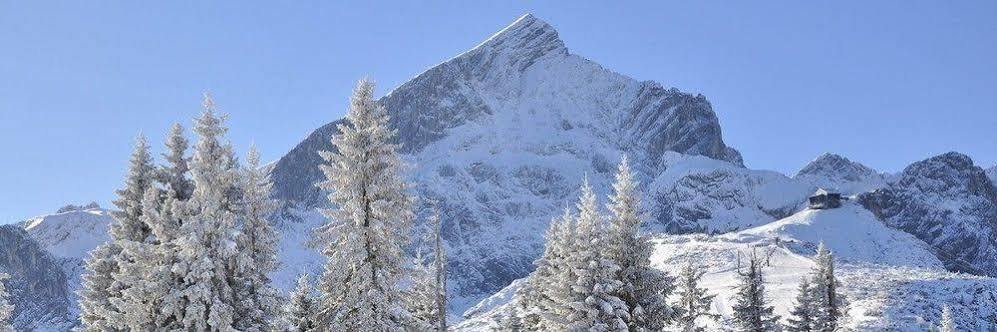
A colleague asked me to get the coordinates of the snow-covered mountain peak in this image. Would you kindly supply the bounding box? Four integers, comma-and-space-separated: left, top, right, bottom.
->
896, 151, 995, 197
461, 13, 566, 70
22, 206, 112, 260
794, 152, 886, 195
860, 151, 997, 276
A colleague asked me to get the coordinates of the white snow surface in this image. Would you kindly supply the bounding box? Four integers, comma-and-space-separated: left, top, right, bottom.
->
457, 203, 997, 330
23, 208, 112, 260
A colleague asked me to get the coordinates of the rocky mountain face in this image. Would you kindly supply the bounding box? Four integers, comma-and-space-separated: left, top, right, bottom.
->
267, 14, 749, 309
860, 152, 997, 276
794, 153, 888, 195
0, 225, 74, 330
987, 165, 996, 184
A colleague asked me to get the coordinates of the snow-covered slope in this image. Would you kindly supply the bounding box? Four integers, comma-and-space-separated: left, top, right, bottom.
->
859, 152, 997, 276
794, 153, 888, 195
266, 14, 754, 311
458, 203, 997, 330
19, 204, 114, 327
23, 206, 112, 260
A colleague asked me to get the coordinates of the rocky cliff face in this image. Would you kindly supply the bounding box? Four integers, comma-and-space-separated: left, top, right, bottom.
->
987, 165, 996, 184
267, 14, 746, 310
794, 153, 887, 195
0, 225, 74, 330
860, 152, 997, 276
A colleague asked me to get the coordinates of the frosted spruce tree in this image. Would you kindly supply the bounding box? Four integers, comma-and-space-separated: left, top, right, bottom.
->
110, 187, 164, 330
405, 250, 439, 330
138, 124, 194, 329
565, 179, 628, 331
604, 156, 674, 330
731, 250, 779, 332
938, 305, 955, 332
170, 94, 243, 331
520, 207, 576, 330
79, 134, 156, 331
785, 276, 817, 332
314, 79, 414, 330
285, 274, 319, 332
403, 210, 448, 331
810, 243, 846, 332
233, 145, 281, 331
674, 262, 717, 332
0, 273, 13, 332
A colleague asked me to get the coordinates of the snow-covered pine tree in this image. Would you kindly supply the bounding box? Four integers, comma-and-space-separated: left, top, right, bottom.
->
170, 94, 243, 331
565, 178, 628, 331
111, 187, 164, 330
161, 123, 194, 201
521, 207, 576, 330
404, 249, 437, 331
810, 242, 846, 332
233, 145, 281, 331
731, 250, 779, 332
0, 273, 13, 332
605, 156, 674, 330
405, 209, 450, 330
785, 276, 817, 332
139, 124, 194, 329
314, 78, 414, 330
674, 262, 717, 332
285, 274, 319, 332
79, 134, 156, 331
404, 209, 448, 330
938, 305, 955, 332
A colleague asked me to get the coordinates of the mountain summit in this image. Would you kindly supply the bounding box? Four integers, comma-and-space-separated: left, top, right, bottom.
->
794, 153, 887, 194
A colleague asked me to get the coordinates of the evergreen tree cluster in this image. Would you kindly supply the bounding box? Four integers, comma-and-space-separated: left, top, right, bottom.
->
77, 80, 450, 331
78, 94, 280, 331
507, 158, 701, 331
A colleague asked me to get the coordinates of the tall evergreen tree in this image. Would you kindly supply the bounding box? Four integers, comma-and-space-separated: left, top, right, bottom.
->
111, 187, 164, 330
233, 145, 281, 331
314, 79, 414, 330
133, 124, 194, 329
674, 262, 717, 332
79, 134, 156, 331
402, 209, 449, 331
565, 179, 628, 331
0, 273, 13, 332
521, 208, 575, 331
171, 94, 243, 331
285, 274, 319, 332
731, 250, 779, 332
938, 305, 955, 332
785, 276, 817, 332
161, 123, 194, 200
605, 156, 674, 330
810, 243, 846, 332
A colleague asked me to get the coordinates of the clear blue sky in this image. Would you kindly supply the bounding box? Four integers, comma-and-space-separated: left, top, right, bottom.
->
2, 1, 995, 222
